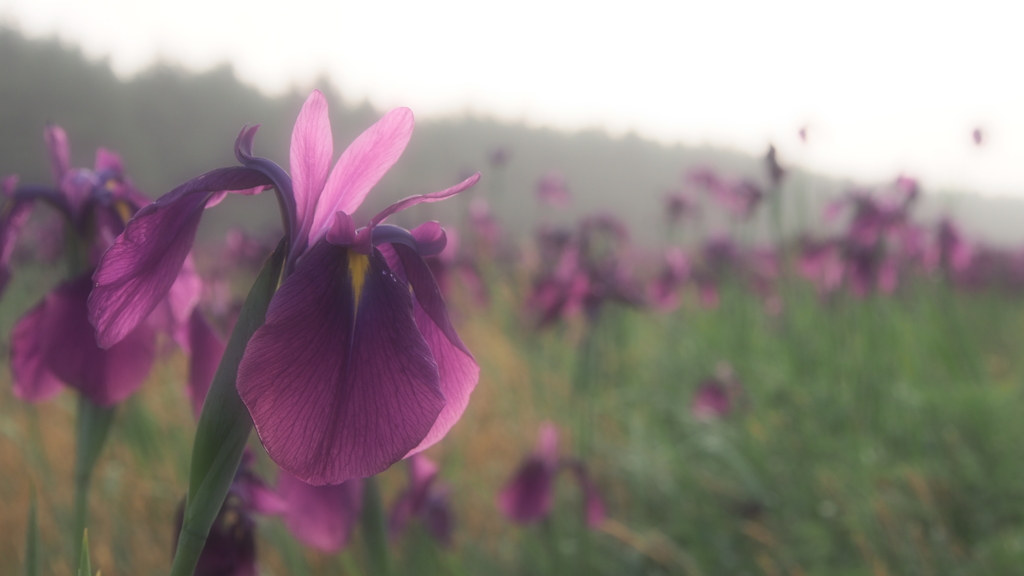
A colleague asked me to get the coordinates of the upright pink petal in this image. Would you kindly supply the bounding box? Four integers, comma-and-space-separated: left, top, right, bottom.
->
309, 108, 415, 244
278, 472, 363, 553
237, 244, 444, 484
290, 90, 333, 241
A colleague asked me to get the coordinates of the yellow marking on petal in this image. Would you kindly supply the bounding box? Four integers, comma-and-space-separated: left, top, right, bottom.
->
348, 251, 371, 310
114, 200, 134, 224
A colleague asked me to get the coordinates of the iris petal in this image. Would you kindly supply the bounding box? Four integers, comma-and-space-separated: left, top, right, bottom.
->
310, 107, 415, 245
89, 167, 272, 348
278, 472, 363, 553
290, 90, 333, 242
237, 242, 444, 485
390, 245, 479, 455
15, 275, 156, 406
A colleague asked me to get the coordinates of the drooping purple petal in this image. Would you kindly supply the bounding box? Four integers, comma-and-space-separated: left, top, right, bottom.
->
15, 275, 157, 406
406, 287, 479, 456
290, 90, 333, 243
10, 297, 63, 403
237, 243, 444, 484
89, 167, 272, 348
186, 309, 226, 418
278, 472, 363, 553
309, 107, 415, 244
44, 125, 70, 184
393, 243, 471, 357
375, 243, 477, 456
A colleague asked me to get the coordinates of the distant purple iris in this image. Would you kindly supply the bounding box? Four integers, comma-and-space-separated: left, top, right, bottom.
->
4, 126, 199, 406
175, 452, 287, 576
389, 454, 455, 546
88, 91, 480, 485
691, 366, 744, 421
497, 423, 606, 528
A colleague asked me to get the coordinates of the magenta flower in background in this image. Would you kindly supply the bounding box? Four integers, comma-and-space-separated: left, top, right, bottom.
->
278, 472, 364, 553
5, 126, 199, 407
536, 170, 571, 208
663, 190, 698, 227
688, 167, 763, 219
389, 454, 455, 546
174, 452, 287, 576
691, 366, 744, 421
498, 422, 606, 528
89, 90, 480, 484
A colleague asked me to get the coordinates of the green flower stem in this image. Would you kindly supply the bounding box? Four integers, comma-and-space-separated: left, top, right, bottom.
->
71, 397, 116, 567
360, 476, 391, 576
170, 241, 285, 576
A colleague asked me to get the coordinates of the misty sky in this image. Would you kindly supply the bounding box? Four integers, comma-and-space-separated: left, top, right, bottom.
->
2, 0, 1022, 195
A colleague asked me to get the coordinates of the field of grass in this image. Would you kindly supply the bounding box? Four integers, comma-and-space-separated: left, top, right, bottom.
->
4, 258, 1024, 576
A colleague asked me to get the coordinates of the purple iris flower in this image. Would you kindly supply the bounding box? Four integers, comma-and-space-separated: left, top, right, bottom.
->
389, 454, 455, 546
691, 366, 744, 421
497, 422, 606, 528
174, 452, 288, 576
5, 126, 199, 407
88, 90, 480, 485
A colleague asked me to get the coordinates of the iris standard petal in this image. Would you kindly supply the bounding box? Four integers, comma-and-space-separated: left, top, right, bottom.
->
278, 472, 363, 553
237, 242, 444, 484
89, 167, 272, 348
290, 90, 333, 241
17, 275, 157, 406
309, 107, 415, 244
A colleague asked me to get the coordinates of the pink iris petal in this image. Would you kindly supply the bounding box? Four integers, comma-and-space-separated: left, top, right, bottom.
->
14, 275, 156, 406
290, 90, 333, 243
367, 173, 481, 231
309, 107, 415, 246
278, 472, 363, 553
94, 148, 124, 175
89, 167, 272, 348
186, 309, 226, 418
44, 125, 70, 184
237, 244, 444, 485
390, 246, 479, 456
10, 298, 64, 403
